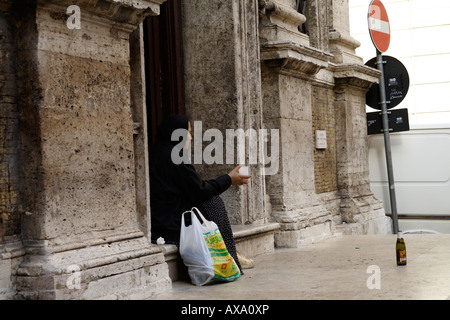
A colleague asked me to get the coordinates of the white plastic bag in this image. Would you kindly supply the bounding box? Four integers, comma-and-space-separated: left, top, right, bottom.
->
179, 207, 240, 286
179, 208, 215, 286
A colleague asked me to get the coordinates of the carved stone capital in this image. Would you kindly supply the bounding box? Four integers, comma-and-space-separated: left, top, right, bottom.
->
42, 0, 166, 26
261, 40, 332, 78
331, 63, 381, 91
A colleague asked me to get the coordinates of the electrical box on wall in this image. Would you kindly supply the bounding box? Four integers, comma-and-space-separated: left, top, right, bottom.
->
315, 130, 327, 149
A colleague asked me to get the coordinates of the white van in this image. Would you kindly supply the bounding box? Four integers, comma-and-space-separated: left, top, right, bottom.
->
368, 125, 450, 234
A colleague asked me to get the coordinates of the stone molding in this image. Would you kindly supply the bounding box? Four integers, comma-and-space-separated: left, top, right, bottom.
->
329, 29, 361, 51
15, 230, 171, 299
259, 0, 308, 45
264, 0, 306, 32
43, 0, 166, 25
331, 63, 382, 91
261, 40, 332, 79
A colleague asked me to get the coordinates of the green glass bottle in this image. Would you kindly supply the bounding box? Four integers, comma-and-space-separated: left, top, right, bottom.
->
396, 231, 407, 265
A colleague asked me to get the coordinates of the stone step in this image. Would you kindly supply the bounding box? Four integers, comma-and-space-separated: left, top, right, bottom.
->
232, 222, 280, 258
160, 222, 280, 282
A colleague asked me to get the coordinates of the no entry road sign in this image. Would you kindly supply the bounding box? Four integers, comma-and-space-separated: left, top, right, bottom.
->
368, 0, 390, 52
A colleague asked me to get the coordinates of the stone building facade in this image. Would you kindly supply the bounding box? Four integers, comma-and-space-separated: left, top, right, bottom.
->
0, 0, 391, 299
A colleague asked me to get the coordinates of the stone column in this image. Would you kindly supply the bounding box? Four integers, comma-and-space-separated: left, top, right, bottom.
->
327, 0, 363, 65
14, 0, 171, 299
259, 0, 336, 247
261, 44, 335, 247
130, 23, 152, 239
333, 65, 393, 234
182, 0, 268, 225
327, 0, 392, 234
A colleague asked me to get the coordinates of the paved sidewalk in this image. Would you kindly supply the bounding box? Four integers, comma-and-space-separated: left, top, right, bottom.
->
154, 234, 450, 300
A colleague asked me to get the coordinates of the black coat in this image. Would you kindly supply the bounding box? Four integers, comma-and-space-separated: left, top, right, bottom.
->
149, 139, 231, 244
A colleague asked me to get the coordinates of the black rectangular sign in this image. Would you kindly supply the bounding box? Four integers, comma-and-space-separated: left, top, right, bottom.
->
367, 108, 409, 135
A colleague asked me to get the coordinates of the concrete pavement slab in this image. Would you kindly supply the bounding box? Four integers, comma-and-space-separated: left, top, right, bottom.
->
154, 234, 450, 300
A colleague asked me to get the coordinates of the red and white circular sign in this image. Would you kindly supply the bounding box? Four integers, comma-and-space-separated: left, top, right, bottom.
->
368, 0, 391, 52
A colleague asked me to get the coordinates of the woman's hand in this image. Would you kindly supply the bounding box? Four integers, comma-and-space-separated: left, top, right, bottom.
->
228, 165, 251, 186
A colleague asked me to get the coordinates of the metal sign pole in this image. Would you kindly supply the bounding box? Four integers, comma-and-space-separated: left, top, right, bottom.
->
376, 50, 399, 233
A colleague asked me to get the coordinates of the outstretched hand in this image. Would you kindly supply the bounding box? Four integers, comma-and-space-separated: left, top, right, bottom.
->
228, 165, 251, 186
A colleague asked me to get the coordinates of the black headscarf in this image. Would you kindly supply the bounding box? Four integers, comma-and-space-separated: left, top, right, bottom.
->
155, 115, 189, 145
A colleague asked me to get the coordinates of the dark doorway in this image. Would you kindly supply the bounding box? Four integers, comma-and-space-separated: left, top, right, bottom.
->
143, 0, 186, 144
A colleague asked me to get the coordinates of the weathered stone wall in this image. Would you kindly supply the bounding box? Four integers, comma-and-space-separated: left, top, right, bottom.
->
312, 85, 337, 194
8, 0, 172, 300
12, 0, 141, 246
181, 0, 380, 247
259, 0, 392, 246
182, 0, 268, 225
178, 0, 391, 249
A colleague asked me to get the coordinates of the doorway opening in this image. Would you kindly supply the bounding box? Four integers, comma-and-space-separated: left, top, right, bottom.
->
143, 0, 186, 144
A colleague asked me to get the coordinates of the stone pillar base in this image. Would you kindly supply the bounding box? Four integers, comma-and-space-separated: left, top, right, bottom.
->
0, 238, 25, 299
273, 193, 393, 247
337, 194, 393, 235
275, 221, 334, 248
273, 203, 335, 248
15, 229, 171, 300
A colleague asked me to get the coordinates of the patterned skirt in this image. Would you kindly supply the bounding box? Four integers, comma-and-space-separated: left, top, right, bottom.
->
201, 195, 243, 274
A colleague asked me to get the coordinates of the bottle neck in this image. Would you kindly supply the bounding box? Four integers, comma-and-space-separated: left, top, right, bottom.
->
397, 231, 403, 238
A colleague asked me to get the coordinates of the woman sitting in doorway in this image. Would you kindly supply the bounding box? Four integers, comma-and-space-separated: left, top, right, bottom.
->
149, 115, 254, 273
